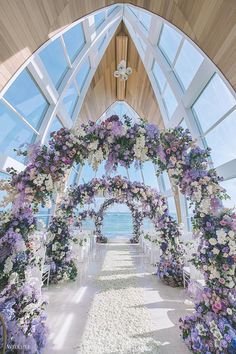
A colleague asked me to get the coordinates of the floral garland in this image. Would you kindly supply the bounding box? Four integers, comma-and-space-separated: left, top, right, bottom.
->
154, 129, 236, 352
55, 176, 183, 289
0, 208, 47, 352
0, 115, 234, 352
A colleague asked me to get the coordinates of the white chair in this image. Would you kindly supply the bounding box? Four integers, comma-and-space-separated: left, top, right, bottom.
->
42, 264, 51, 287
183, 266, 190, 288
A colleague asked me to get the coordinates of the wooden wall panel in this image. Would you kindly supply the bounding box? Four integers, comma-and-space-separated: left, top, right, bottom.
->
0, 0, 235, 91
76, 25, 117, 125
77, 23, 163, 127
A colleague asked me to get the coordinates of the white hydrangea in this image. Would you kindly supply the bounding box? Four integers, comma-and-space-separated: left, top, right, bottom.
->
88, 140, 99, 151
4, 256, 13, 274
133, 136, 148, 161
44, 175, 54, 191
8, 272, 19, 285
90, 148, 104, 170
216, 229, 227, 244
199, 198, 211, 213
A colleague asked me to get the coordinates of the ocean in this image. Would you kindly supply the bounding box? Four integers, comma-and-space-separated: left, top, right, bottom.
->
81, 212, 154, 238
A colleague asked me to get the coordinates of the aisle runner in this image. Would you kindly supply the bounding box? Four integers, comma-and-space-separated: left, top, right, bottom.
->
77, 244, 161, 354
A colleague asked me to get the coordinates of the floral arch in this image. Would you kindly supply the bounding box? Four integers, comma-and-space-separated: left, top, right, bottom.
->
49, 176, 183, 286
94, 197, 145, 244
0, 116, 235, 352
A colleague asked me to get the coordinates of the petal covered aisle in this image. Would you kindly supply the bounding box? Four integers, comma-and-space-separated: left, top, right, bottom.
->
46, 243, 192, 354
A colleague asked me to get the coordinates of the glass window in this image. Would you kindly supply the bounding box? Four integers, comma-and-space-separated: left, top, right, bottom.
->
45, 116, 63, 143
111, 166, 128, 179
63, 23, 85, 63
205, 110, 236, 167
128, 162, 143, 183
94, 12, 105, 29
136, 34, 147, 59
162, 171, 171, 191
63, 83, 78, 118
141, 162, 159, 189
79, 163, 96, 183
220, 179, 236, 209
94, 161, 128, 179
139, 12, 151, 31
98, 101, 140, 125
152, 61, 166, 92
76, 59, 91, 91
4, 70, 48, 130
129, 7, 151, 31
192, 74, 236, 133
0, 101, 36, 162
186, 198, 194, 231
97, 35, 106, 52
102, 204, 133, 238
0, 171, 10, 211
178, 118, 188, 130
174, 40, 204, 90
167, 196, 177, 221
68, 167, 78, 186
36, 205, 51, 228
94, 161, 107, 178
108, 5, 118, 16
39, 38, 69, 88
91, 197, 105, 212
159, 24, 182, 64
162, 84, 178, 118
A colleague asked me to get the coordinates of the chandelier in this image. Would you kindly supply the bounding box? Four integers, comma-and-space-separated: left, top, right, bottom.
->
114, 60, 132, 81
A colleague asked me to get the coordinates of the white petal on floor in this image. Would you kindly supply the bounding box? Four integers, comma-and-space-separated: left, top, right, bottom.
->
45, 244, 192, 354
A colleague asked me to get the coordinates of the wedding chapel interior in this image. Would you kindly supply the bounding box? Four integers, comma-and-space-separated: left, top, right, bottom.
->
0, 1, 236, 353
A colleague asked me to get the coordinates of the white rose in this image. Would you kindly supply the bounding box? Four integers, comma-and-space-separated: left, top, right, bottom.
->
209, 238, 217, 245
212, 247, 220, 255
227, 308, 233, 315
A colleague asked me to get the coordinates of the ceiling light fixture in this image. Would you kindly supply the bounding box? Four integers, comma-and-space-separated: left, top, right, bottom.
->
114, 60, 132, 81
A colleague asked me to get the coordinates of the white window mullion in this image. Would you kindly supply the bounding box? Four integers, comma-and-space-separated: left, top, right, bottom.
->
28, 56, 59, 105
60, 36, 72, 68
1, 97, 39, 135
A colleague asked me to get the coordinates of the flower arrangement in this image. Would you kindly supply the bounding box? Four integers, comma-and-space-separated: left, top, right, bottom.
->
155, 128, 236, 352
0, 208, 47, 352
0, 116, 234, 353
47, 217, 78, 283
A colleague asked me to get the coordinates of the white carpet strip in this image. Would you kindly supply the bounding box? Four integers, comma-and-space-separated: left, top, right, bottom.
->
77, 244, 161, 353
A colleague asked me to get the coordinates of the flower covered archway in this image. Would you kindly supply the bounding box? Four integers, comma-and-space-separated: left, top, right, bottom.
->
0, 115, 235, 352
49, 176, 183, 286
94, 197, 145, 244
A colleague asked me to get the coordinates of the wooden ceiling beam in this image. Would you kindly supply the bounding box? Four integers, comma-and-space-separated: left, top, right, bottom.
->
115, 34, 128, 100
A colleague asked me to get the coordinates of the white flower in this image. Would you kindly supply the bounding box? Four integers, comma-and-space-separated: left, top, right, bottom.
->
209, 238, 217, 245
4, 256, 13, 274
88, 140, 99, 151
133, 136, 148, 161
216, 229, 227, 244
227, 308, 233, 315
212, 247, 220, 255
52, 244, 58, 251
8, 272, 18, 284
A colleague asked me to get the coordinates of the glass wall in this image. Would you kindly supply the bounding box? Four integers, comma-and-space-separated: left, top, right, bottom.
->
39, 39, 70, 88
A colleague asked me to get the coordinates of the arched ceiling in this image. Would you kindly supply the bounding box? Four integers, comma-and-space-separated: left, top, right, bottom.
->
77, 22, 163, 126
0, 0, 235, 92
